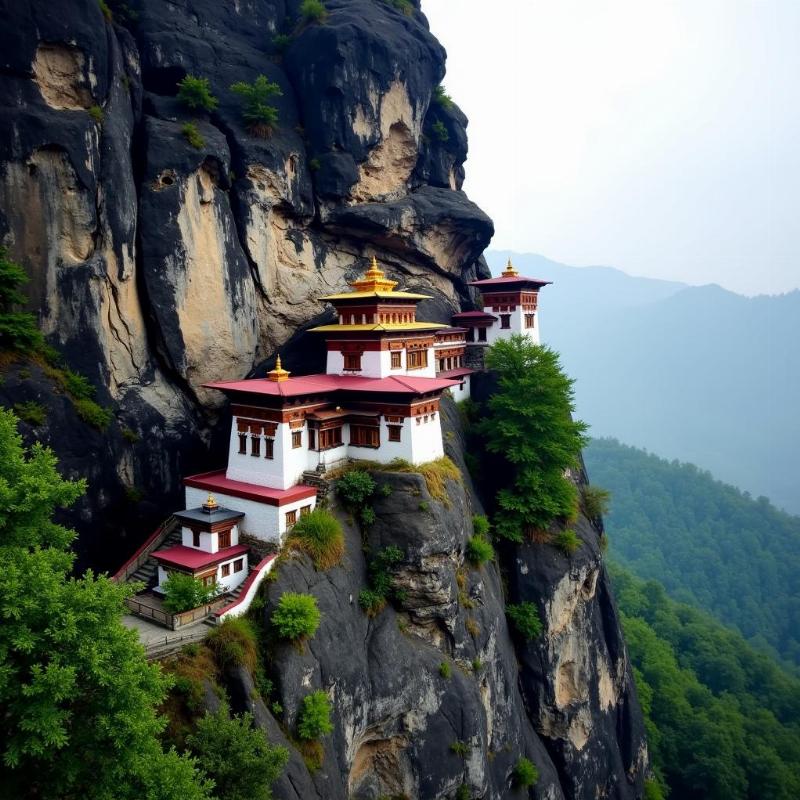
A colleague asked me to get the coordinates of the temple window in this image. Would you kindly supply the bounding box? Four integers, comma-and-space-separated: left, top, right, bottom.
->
234, 558, 244, 572
218, 529, 231, 549
286, 509, 297, 528
250, 435, 261, 457
264, 438, 274, 459
525, 313, 535, 328
308, 428, 317, 450
388, 425, 402, 442
391, 351, 402, 369
192, 530, 200, 548
478, 328, 487, 342
344, 352, 362, 371
500, 314, 511, 329
319, 427, 343, 449
301, 504, 311, 516
292, 431, 302, 448
238, 433, 247, 454
221, 563, 231, 578
350, 425, 379, 447
407, 349, 428, 369
466, 328, 475, 342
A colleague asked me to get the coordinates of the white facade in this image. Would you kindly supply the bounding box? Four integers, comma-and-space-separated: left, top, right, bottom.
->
227, 419, 309, 490
326, 346, 436, 379
482, 304, 540, 346
155, 553, 249, 595
185, 486, 316, 545
448, 376, 471, 404
180, 523, 240, 553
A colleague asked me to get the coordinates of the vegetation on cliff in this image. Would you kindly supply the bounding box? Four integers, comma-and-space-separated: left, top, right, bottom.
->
614, 565, 800, 800
587, 437, 800, 669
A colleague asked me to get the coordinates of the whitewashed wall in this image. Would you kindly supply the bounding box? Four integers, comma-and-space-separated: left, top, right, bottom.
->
180, 523, 240, 553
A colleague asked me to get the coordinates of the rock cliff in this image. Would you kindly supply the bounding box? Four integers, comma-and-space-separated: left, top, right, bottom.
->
0, 1, 647, 796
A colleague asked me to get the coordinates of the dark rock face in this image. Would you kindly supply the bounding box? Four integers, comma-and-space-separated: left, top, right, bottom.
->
0, 0, 491, 570
0, 1, 648, 795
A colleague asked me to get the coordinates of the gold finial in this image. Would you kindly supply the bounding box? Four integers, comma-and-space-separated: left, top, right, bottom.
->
203, 493, 219, 512
349, 256, 398, 293
502, 258, 520, 278
267, 354, 291, 382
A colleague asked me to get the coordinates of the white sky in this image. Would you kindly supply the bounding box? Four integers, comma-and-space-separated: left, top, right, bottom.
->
422, 0, 800, 296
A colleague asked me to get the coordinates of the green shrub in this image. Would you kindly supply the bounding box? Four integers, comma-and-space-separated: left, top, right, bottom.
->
472, 514, 491, 538
433, 84, 454, 110
181, 122, 205, 149
358, 588, 385, 616
122, 427, 140, 443
162, 572, 218, 614
506, 602, 543, 640
177, 75, 218, 112
471, 658, 482, 673
337, 470, 376, 508
513, 756, 539, 788
88, 105, 103, 124
466, 535, 494, 566
0, 248, 44, 352
287, 509, 344, 570
581, 484, 611, 519
554, 528, 581, 556
297, 690, 333, 739
73, 397, 113, 429
271, 592, 321, 640
205, 617, 260, 673
272, 33, 292, 53
418, 500, 430, 512
230, 75, 283, 136
360, 506, 376, 527
300, 0, 327, 23
643, 779, 666, 800
450, 740, 469, 757
187, 709, 288, 800
432, 120, 449, 142
359, 545, 404, 616
59, 368, 95, 399
439, 661, 451, 679
97, 0, 112, 21
13, 401, 45, 427
455, 784, 470, 800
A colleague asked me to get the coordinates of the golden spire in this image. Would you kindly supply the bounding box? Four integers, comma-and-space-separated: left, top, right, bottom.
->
267, 354, 291, 382
349, 256, 398, 293
502, 258, 520, 278
203, 493, 219, 512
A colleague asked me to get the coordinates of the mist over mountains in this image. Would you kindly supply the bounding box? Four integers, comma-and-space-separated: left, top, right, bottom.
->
486, 250, 800, 514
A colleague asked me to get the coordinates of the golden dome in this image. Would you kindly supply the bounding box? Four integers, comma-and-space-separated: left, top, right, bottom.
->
501, 258, 520, 278
267, 354, 291, 382
349, 256, 398, 293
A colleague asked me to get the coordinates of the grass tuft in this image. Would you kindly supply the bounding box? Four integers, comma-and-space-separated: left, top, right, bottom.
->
286, 509, 344, 570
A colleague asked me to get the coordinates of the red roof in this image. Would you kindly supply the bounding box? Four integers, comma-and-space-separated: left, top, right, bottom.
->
152, 543, 249, 571
468, 275, 552, 288
185, 471, 318, 507
435, 326, 468, 335
438, 367, 474, 379
203, 373, 461, 398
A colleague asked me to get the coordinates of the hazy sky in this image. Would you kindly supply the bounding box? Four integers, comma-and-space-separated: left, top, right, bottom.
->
423, 0, 799, 296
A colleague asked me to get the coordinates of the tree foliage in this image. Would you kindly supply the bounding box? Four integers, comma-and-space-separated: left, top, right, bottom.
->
177, 75, 218, 112
477, 336, 588, 541
587, 437, 800, 668
506, 602, 543, 640
187, 709, 288, 800
162, 572, 218, 614
271, 592, 321, 640
614, 564, 800, 800
297, 690, 333, 740
0, 247, 44, 352
229, 75, 282, 135
0, 409, 211, 799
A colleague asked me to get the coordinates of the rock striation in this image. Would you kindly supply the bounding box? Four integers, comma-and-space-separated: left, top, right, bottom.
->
0, 1, 647, 796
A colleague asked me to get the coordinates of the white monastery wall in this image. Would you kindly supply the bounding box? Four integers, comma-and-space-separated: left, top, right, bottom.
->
180, 523, 240, 553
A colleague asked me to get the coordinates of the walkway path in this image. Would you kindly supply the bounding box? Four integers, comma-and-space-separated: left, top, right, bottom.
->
122, 614, 209, 660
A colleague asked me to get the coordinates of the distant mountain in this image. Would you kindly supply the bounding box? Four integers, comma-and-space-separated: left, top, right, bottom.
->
486, 250, 800, 514
585, 437, 800, 670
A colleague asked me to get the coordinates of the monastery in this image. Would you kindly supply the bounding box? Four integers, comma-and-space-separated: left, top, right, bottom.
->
121, 258, 550, 619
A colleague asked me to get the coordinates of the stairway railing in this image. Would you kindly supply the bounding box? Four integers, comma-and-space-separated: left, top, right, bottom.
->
112, 516, 178, 583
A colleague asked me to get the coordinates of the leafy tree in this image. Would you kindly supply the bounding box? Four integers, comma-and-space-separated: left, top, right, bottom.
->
271, 592, 321, 640
300, 0, 327, 24
229, 75, 283, 137
336, 469, 376, 508
0, 247, 44, 352
187, 709, 288, 800
162, 572, 218, 614
506, 602, 543, 640
177, 75, 218, 112
0, 409, 211, 799
432, 84, 454, 110
477, 336, 588, 541
431, 119, 449, 142
297, 690, 333, 739
513, 757, 539, 788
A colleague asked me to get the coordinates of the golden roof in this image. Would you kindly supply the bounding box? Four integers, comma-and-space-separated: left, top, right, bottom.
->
267, 354, 291, 382
501, 258, 520, 278
319, 257, 431, 302
308, 321, 448, 333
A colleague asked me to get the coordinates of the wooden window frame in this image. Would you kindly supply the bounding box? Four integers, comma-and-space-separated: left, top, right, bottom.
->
264, 437, 274, 459
525, 313, 535, 329
220, 563, 231, 578
350, 424, 380, 448
233, 558, 244, 572
478, 327, 487, 342
500, 314, 511, 329
301, 504, 311, 516
250, 434, 260, 457
388, 425, 402, 442
407, 349, 428, 370
308, 428, 316, 450
390, 351, 402, 369
285, 509, 297, 528
292, 430, 302, 449
218, 529, 232, 549
319, 426, 343, 450
192, 530, 201, 548
343, 352, 362, 371
238, 433, 247, 454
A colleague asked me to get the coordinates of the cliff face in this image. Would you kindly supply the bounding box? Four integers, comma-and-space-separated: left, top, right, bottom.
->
0, 1, 647, 796
0, 0, 491, 569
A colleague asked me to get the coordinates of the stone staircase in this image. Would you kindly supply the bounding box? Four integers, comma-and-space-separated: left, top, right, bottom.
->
128, 526, 182, 588
302, 464, 331, 502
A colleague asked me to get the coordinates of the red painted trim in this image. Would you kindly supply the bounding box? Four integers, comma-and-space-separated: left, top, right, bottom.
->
215, 554, 277, 619
184, 472, 318, 507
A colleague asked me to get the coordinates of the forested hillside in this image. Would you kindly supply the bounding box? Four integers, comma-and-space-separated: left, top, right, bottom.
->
586, 438, 800, 669
613, 566, 800, 800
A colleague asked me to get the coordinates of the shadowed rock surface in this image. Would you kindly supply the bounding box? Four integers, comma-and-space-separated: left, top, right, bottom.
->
0, 1, 647, 796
